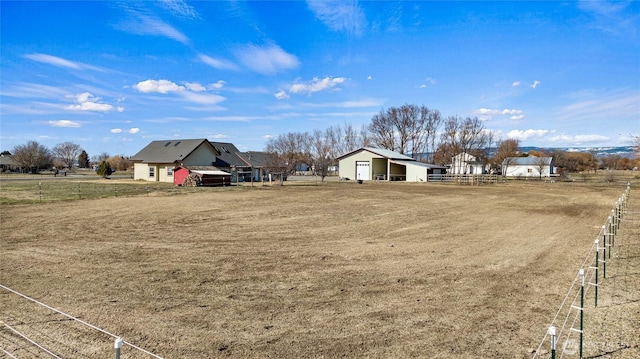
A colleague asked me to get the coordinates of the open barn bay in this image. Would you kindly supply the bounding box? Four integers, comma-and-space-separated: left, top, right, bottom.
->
0, 181, 635, 358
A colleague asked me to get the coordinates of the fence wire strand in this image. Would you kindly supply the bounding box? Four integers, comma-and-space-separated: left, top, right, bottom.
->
0, 284, 165, 359
532, 186, 631, 358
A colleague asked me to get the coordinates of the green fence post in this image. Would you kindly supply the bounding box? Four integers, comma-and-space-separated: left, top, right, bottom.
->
602, 226, 606, 279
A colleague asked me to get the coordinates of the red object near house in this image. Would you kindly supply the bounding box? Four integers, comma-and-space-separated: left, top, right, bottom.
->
173, 166, 231, 187
173, 166, 191, 186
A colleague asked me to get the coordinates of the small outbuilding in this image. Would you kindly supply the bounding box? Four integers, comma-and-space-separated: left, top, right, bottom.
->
173, 166, 231, 186
337, 147, 446, 182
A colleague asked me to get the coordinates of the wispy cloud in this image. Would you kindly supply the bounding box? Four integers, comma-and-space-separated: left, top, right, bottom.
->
24, 53, 104, 72
49, 120, 81, 128
198, 54, 239, 71
234, 44, 299, 75
289, 77, 346, 95
114, 14, 189, 44
307, 0, 366, 37
531, 80, 541, 89
578, 0, 638, 36
555, 89, 640, 122
158, 0, 199, 19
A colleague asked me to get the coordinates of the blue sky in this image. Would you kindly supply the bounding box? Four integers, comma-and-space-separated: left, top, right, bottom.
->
1, 1, 638, 157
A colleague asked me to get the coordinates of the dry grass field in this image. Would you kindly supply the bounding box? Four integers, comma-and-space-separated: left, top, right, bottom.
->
1, 180, 638, 358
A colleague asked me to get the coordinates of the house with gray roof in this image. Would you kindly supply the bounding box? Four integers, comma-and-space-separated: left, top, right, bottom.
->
502, 156, 555, 178
131, 139, 272, 183
337, 147, 446, 182
130, 139, 222, 182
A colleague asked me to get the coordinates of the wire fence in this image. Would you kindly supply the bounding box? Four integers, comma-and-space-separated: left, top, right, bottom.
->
531, 182, 633, 358
0, 284, 164, 358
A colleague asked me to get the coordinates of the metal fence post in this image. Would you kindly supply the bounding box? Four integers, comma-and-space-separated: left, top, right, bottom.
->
115, 337, 123, 359
548, 326, 556, 359
579, 269, 585, 358
594, 240, 599, 307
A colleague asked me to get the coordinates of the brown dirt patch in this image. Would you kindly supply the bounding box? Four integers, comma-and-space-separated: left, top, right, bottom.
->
0, 181, 637, 358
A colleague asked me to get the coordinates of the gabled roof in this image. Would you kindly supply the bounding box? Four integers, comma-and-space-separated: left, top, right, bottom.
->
392, 160, 446, 169
337, 147, 415, 161
503, 156, 553, 166
209, 142, 247, 167
130, 139, 218, 163
0, 155, 15, 166
237, 151, 270, 167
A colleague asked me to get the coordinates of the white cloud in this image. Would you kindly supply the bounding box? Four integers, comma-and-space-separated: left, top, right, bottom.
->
64, 92, 116, 112
235, 44, 299, 75
550, 134, 610, 145
180, 91, 226, 105
112, 127, 140, 134
184, 82, 206, 92
531, 80, 541, 89
134, 79, 185, 93
198, 54, 239, 71
49, 120, 81, 128
512, 81, 521, 87
209, 80, 226, 90
209, 133, 229, 139
472, 108, 523, 121
507, 129, 552, 141
307, 0, 366, 37
289, 76, 346, 95
367, 75, 372, 80
419, 84, 427, 88
274, 90, 289, 100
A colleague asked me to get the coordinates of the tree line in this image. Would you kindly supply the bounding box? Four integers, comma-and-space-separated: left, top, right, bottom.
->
3, 140, 131, 176
265, 103, 639, 179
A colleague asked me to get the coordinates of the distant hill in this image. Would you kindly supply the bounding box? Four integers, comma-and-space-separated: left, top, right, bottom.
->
521, 146, 635, 158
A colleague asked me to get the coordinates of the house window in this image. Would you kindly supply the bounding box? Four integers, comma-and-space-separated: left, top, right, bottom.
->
167, 167, 173, 176
527, 168, 532, 173
149, 166, 155, 178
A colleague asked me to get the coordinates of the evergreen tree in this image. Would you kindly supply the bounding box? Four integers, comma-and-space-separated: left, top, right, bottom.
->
96, 160, 113, 178
78, 150, 90, 168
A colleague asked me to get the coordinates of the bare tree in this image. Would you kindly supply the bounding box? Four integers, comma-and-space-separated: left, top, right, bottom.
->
494, 138, 520, 176
311, 128, 333, 182
12, 141, 53, 174
369, 109, 397, 152
534, 155, 550, 179
437, 116, 487, 173
265, 132, 312, 175
422, 107, 442, 163
53, 142, 83, 169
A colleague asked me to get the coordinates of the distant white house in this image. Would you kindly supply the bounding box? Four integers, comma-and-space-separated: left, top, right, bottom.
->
502, 156, 554, 177
449, 152, 484, 174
